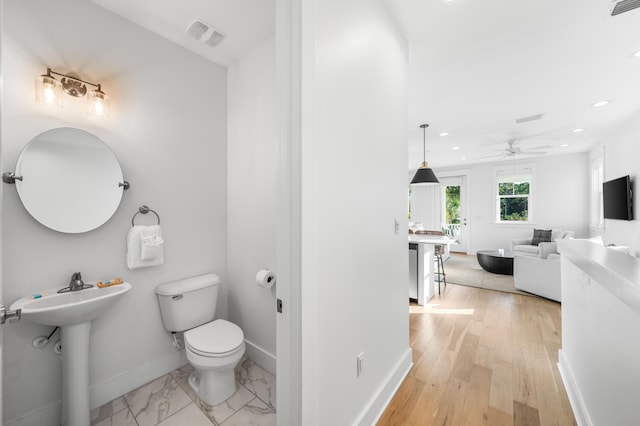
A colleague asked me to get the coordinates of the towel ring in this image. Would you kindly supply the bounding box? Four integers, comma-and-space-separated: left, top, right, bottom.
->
131, 205, 160, 226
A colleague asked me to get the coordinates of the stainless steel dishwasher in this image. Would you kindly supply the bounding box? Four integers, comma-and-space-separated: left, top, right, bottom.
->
409, 243, 418, 300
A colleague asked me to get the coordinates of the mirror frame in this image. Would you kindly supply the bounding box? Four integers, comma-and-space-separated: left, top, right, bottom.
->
12, 127, 126, 233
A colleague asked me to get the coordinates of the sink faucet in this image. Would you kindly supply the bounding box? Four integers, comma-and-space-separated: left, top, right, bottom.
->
69, 272, 85, 291
58, 272, 92, 293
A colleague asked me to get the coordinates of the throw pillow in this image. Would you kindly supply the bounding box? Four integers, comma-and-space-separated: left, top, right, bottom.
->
531, 229, 552, 246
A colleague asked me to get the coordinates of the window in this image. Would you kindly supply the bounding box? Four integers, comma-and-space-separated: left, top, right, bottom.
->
590, 155, 604, 228
495, 166, 534, 223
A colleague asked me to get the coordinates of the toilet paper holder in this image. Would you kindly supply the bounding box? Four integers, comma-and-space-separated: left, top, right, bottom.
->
256, 269, 276, 289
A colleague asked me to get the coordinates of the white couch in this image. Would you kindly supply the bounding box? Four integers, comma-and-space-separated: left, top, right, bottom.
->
514, 253, 561, 302
511, 229, 574, 259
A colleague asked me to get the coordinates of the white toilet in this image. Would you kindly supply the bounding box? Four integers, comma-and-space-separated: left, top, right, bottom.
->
155, 273, 245, 406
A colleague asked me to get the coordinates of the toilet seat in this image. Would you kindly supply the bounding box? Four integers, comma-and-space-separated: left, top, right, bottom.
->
185, 319, 244, 358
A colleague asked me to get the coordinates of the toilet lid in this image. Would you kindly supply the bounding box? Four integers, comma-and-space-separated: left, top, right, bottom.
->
185, 319, 244, 355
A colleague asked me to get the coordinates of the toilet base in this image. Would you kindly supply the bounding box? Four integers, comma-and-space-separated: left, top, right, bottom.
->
188, 367, 237, 406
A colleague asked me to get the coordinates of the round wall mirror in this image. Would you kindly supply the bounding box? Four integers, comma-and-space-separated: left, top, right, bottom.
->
14, 127, 125, 233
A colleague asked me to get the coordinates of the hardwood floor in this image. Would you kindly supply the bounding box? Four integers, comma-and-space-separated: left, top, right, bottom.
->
377, 284, 576, 426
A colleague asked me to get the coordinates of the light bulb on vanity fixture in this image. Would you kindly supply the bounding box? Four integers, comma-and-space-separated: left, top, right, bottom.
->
35, 68, 63, 107
35, 68, 110, 117
410, 123, 439, 185
87, 84, 108, 117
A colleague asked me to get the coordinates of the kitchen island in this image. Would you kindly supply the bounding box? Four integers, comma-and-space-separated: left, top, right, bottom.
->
408, 235, 454, 305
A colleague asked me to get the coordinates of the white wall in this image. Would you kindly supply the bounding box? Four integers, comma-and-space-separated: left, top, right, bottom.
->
415, 153, 590, 253
1, 0, 227, 423
590, 113, 640, 254
559, 248, 640, 426
227, 38, 277, 373
300, 0, 411, 424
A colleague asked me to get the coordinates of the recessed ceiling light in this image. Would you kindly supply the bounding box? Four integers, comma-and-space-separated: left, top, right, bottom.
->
460, 156, 467, 160
452, 146, 460, 151
633, 49, 640, 58
559, 143, 571, 148
572, 128, 584, 133
591, 100, 609, 108
439, 132, 449, 137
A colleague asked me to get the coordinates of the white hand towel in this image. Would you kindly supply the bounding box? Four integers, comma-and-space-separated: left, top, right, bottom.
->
127, 225, 164, 269
141, 234, 164, 260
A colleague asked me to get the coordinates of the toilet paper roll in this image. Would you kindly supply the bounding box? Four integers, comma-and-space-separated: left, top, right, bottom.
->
256, 269, 276, 289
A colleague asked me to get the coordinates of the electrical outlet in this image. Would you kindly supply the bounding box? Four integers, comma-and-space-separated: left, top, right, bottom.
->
357, 352, 365, 377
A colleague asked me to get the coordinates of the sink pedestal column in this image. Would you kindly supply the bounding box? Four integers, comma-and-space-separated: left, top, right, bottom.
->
61, 322, 91, 426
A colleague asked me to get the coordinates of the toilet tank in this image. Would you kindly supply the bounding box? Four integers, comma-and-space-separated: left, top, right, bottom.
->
155, 273, 220, 332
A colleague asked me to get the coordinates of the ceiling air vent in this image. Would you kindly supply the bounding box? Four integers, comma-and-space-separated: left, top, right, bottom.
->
186, 19, 226, 47
611, 0, 640, 16
514, 113, 545, 124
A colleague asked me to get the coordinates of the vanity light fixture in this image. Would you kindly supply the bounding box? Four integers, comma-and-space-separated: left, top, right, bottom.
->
36, 68, 110, 117
410, 124, 439, 185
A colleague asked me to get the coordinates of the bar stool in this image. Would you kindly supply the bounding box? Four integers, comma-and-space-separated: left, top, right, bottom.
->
414, 230, 447, 294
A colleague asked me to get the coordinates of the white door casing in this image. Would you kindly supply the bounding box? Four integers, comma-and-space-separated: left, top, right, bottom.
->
1, 0, 5, 417
275, 0, 302, 424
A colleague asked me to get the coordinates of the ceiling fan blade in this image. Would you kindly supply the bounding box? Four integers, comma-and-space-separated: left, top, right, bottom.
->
473, 153, 504, 160
484, 141, 513, 147
519, 151, 547, 155
523, 144, 553, 151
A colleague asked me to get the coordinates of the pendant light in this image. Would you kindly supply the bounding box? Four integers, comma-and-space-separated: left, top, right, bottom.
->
410, 123, 439, 185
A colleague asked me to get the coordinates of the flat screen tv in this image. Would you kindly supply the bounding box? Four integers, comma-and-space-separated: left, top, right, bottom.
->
603, 175, 633, 220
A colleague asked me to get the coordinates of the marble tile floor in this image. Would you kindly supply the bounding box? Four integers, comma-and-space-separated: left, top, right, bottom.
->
91, 359, 276, 426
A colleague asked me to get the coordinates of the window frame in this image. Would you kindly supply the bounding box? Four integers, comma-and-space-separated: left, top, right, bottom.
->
493, 163, 536, 225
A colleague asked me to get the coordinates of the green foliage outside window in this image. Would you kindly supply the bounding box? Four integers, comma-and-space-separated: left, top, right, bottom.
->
445, 186, 460, 224
500, 198, 528, 221
498, 181, 529, 196
498, 180, 530, 221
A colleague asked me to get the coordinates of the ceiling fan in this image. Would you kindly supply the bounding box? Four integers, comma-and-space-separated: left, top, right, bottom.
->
475, 139, 553, 160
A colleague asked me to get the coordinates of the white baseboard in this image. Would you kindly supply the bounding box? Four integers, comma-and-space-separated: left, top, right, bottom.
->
558, 349, 592, 426
355, 347, 413, 426
5, 401, 61, 426
6, 342, 276, 426
90, 349, 188, 409
244, 338, 276, 376
6, 350, 187, 426
7, 342, 279, 426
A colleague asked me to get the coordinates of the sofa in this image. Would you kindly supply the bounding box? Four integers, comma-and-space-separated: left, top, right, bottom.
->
511, 228, 574, 259
514, 253, 561, 302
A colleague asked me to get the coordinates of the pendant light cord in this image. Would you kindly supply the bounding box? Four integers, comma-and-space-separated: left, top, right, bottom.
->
423, 126, 426, 163
420, 124, 429, 167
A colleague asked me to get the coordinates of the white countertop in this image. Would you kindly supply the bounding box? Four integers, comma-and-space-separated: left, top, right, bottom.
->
558, 239, 640, 312
408, 235, 455, 245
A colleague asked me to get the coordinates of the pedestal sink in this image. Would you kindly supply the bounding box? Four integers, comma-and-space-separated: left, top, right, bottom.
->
10, 283, 132, 426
